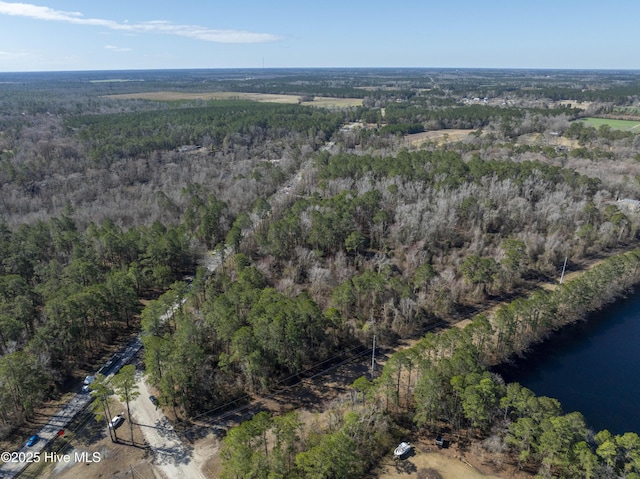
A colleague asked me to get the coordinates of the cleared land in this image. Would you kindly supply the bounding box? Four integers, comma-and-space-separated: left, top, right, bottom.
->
558, 100, 593, 110
581, 117, 640, 131
106, 91, 363, 108
517, 132, 579, 149
405, 129, 475, 147
375, 441, 527, 479
377, 453, 501, 479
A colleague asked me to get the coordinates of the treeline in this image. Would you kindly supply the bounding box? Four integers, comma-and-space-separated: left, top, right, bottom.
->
402, 249, 640, 477
0, 213, 194, 437
219, 404, 391, 479
536, 84, 640, 103
66, 100, 345, 165
217, 250, 640, 478
382, 104, 581, 130
565, 120, 640, 145
219, 81, 373, 99
216, 72, 424, 100
379, 123, 425, 135
483, 249, 640, 364
142, 255, 335, 415
317, 149, 599, 190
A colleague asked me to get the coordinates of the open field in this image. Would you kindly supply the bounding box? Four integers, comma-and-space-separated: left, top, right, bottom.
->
558, 100, 593, 110
405, 129, 475, 147
106, 91, 363, 108
376, 452, 501, 479
517, 132, 580, 149
581, 117, 640, 131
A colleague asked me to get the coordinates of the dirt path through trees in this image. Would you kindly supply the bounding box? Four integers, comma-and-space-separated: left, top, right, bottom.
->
127, 373, 207, 479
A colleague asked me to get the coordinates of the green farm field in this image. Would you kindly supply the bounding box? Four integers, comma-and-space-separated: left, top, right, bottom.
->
581, 117, 640, 131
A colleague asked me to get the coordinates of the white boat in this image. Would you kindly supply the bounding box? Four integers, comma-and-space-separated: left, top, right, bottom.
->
394, 442, 411, 458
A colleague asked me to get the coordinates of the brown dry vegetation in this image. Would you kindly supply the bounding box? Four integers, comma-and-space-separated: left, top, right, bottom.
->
375, 440, 521, 479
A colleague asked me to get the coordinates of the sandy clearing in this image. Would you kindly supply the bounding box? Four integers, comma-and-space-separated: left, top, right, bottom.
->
558, 100, 593, 110
517, 132, 579, 149
405, 129, 475, 147
376, 449, 503, 479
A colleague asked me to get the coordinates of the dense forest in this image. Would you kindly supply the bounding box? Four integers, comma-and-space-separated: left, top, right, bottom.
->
2, 68, 640, 478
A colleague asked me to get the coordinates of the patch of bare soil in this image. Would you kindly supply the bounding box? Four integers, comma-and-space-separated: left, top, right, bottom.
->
557, 100, 593, 110
375, 438, 531, 479
129, 372, 207, 479
20, 403, 157, 479
517, 132, 579, 149
405, 129, 475, 147
196, 434, 222, 479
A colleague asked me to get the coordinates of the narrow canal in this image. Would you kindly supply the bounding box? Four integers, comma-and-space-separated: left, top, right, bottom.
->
497, 290, 640, 435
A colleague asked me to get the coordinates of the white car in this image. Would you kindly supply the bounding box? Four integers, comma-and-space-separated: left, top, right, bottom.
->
81, 375, 95, 393
108, 414, 124, 429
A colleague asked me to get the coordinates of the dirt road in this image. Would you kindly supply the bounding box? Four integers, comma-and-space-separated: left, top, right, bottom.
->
127, 373, 206, 479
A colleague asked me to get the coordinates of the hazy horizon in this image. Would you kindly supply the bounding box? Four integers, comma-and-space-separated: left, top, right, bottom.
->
1, 66, 639, 76
1, 1, 639, 72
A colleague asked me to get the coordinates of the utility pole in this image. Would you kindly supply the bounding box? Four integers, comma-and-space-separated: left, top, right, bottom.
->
559, 256, 568, 284
370, 335, 376, 379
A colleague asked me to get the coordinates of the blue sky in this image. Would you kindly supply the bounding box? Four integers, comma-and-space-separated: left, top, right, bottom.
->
0, 0, 638, 72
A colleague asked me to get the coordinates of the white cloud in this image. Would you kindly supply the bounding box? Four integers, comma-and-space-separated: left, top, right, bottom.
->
0, 49, 31, 60
0, 1, 281, 43
105, 45, 132, 52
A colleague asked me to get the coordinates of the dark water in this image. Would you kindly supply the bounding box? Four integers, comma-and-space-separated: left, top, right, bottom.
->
497, 291, 640, 435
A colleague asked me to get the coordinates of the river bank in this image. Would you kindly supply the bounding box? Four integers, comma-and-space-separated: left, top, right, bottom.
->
496, 285, 640, 434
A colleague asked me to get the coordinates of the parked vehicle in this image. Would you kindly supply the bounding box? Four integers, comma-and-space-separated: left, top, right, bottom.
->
26, 435, 39, 447
98, 354, 120, 376
108, 415, 124, 429
81, 375, 95, 393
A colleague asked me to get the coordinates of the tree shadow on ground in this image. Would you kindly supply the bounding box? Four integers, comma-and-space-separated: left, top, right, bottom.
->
73, 417, 108, 445
150, 442, 195, 467
394, 458, 418, 475
417, 468, 444, 479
